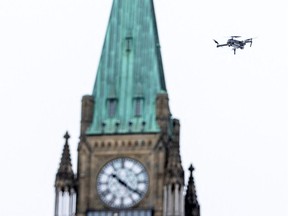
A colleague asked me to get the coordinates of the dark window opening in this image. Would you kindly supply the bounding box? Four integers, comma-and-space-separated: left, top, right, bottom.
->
107, 98, 117, 118
134, 98, 144, 117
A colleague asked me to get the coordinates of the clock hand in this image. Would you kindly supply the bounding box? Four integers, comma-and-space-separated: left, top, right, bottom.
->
111, 174, 128, 187
129, 187, 143, 196
111, 174, 142, 196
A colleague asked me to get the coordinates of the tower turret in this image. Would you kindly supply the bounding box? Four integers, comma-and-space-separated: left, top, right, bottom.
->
163, 119, 185, 216
185, 165, 200, 216
54, 132, 76, 216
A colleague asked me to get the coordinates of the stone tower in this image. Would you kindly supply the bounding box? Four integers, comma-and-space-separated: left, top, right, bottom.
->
54, 1, 200, 216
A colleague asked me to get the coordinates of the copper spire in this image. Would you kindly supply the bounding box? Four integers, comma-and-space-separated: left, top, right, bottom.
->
86, 0, 167, 135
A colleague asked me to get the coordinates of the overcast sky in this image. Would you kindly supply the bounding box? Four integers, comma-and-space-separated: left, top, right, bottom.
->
0, 1, 287, 216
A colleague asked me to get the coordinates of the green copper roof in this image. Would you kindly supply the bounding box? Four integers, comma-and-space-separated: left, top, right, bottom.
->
87, 0, 167, 135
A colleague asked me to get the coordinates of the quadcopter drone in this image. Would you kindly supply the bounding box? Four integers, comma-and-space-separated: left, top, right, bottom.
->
213, 36, 254, 54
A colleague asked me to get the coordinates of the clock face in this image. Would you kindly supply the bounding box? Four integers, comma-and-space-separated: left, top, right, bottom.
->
97, 157, 149, 208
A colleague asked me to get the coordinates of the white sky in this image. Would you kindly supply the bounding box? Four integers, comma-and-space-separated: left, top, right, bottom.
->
0, 0, 287, 216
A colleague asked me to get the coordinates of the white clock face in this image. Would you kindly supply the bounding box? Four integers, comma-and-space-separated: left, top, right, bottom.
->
97, 157, 149, 208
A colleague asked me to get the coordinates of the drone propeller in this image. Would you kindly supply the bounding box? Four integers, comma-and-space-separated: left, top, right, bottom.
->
213, 39, 219, 45
230, 36, 241, 38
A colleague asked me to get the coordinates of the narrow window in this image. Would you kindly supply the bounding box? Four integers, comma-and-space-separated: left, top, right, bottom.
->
107, 98, 117, 118
134, 97, 143, 117
125, 36, 133, 52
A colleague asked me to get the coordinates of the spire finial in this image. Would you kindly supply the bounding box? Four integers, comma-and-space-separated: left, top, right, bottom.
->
189, 164, 194, 173
64, 131, 70, 143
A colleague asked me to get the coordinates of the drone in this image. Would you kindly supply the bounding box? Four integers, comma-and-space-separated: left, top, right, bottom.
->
213, 36, 254, 54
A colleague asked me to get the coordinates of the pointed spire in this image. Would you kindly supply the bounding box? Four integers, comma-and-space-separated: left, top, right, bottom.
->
87, 0, 167, 135
165, 119, 184, 185
185, 164, 200, 216
55, 131, 75, 191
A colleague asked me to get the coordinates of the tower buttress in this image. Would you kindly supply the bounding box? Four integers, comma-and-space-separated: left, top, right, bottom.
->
163, 119, 185, 216
54, 132, 76, 216
156, 92, 171, 134
80, 95, 94, 137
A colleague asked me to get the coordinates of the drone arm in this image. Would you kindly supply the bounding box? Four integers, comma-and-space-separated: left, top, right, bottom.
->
216, 43, 228, 48
244, 38, 253, 47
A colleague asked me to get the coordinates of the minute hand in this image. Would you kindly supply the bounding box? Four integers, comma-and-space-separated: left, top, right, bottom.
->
111, 174, 142, 196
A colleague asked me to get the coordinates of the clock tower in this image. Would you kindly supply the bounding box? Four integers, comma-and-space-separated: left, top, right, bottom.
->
54, 1, 200, 216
